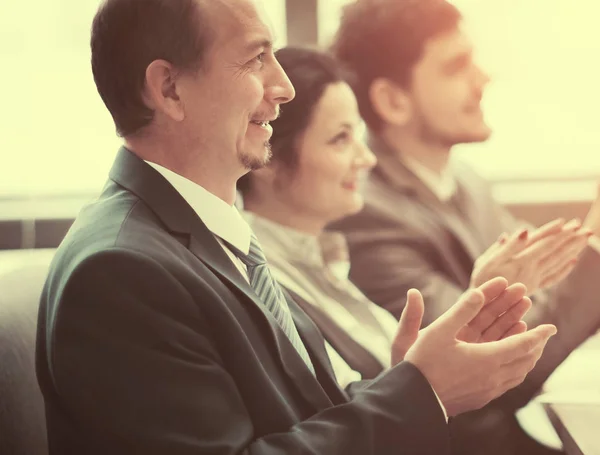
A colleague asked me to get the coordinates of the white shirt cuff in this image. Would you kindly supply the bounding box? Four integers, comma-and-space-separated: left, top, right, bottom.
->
431, 386, 449, 423
588, 235, 600, 255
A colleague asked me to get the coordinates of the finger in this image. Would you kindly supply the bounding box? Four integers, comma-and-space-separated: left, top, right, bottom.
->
480, 297, 532, 342
538, 232, 592, 277
499, 341, 546, 381
515, 222, 582, 262
468, 283, 526, 337
539, 259, 577, 289
495, 232, 509, 246
562, 218, 582, 231
486, 233, 509, 256
480, 339, 546, 403
391, 289, 424, 364
489, 324, 557, 365
477, 276, 510, 303
435, 288, 485, 338
535, 235, 587, 287
502, 321, 527, 339
500, 228, 531, 256
495, 347, 543, 396
525, 218, 565, 246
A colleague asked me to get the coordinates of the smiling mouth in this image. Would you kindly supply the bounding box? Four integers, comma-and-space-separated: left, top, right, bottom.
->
250, 120, 270, 128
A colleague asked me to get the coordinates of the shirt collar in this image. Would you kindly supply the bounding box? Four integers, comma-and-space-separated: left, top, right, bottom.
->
145, 161, 251, 255
367, 133, 456, 202
243, 211, 350, 278
400, 154, 457, 202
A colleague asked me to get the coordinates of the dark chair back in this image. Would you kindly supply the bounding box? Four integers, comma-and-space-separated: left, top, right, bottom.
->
0, 250, 54, 455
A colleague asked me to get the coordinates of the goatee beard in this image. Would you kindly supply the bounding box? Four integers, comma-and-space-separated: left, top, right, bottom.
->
239, 141, 273, 171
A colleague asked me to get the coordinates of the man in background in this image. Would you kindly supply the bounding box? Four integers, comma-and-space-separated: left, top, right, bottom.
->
332, 0, 600, 454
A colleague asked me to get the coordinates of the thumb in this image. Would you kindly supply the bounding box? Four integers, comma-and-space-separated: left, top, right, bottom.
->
435, 288, 485, 338
391, 289, 424, 365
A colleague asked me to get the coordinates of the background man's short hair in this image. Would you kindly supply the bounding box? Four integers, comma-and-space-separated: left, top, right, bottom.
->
331, 0, 461, 132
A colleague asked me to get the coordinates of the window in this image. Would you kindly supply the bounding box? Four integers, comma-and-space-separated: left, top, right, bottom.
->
452, 0, 600, 181
0, 0, 287, 199
4, 0, 600, 200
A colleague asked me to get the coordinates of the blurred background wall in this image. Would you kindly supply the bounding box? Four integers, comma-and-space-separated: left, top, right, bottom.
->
1, 0, 599, 249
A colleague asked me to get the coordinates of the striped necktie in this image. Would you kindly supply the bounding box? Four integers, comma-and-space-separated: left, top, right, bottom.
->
228, 234, 315, 375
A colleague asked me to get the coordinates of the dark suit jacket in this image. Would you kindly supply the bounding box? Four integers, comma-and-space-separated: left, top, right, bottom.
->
333, 134, 600, 454
35, 147, 449, 455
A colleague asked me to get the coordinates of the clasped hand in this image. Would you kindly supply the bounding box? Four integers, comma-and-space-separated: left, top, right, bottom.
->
470, 218, 592, 294
391, 278, 556, 417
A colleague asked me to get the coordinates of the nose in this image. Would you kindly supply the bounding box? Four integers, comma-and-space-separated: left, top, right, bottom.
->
354, 141, 377, 169
266, 57, 295, 105
474, 63, 491, 88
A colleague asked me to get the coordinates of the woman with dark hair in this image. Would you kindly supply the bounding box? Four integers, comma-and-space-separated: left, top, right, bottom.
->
239, 45, 587, 455
238, 47, 393, 385
238, 47, 582, 388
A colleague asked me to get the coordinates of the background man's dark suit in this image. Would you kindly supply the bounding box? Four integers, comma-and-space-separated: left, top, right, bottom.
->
333, 136, 600, 454
35, 148, 449, 455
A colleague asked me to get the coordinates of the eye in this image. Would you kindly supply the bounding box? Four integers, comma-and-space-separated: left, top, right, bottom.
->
249, 52, 267, 68
329, 131, 351, 146
445, 54, 470, 75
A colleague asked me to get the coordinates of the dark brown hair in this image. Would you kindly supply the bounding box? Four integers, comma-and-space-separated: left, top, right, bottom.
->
91, 0, 213, 136
331, 0, 461, 132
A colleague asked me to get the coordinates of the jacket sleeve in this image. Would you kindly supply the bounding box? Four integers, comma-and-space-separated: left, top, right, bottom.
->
344, 199, 600, 412
346, 226, 465, 327
47, 248, 449, 455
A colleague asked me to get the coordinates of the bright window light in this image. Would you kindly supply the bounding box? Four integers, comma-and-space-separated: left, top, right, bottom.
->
0, 0, 287, 198
3, 0, 599, 199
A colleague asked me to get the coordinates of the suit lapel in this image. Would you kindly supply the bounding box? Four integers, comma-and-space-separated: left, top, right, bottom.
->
369, 137, 485, 265
284, 288, 383, 380
454, 166, 508, 248
433, 184, 486, 263
188, 233, 334, 411
285, 293, 348, 405
109, 147, 335, 411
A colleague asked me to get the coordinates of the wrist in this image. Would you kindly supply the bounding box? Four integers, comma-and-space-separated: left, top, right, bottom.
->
588, 234, 600, 254
403, 359, 449, 421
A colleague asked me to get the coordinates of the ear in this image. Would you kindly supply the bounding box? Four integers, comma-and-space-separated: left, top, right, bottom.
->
142, 59, 185, 122
369, 78, 412, 127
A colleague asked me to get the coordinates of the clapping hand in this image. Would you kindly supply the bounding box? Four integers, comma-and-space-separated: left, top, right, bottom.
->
470, 218, 592, 295
391, 278, 556, 417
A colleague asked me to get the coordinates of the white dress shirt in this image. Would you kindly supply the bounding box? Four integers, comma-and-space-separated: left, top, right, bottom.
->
243, 212, 398, 367
143, 161, 355, 383
145, 161, 251, 281
243, 212, 398, 388
244, 212, 449, 420
401, 154, 600, 253
400, 154, 457, 202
